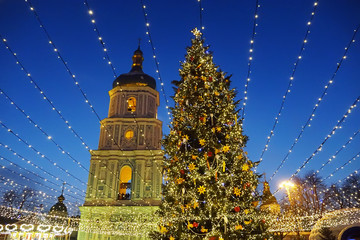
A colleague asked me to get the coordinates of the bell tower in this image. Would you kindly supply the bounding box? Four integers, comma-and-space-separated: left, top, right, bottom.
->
78, 47, 163, 240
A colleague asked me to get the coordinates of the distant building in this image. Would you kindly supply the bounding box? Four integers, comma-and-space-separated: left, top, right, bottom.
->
78, 46, 163, 240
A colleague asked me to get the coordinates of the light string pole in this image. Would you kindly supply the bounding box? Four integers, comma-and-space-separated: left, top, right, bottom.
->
256, 0, 320, 167
269, 25, 360, 180
241, 0, 260, 121
140, 0, 172, 120
273, 95, 360, 194
83, 0, 117, 78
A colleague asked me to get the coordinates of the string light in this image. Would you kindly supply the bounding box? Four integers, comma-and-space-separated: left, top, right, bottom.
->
0, 121, 86, 186
0, 143, 85, 195
140, 0, 172, 120
321, 151, 360, 183
0, 88, 89, 172
256, 0, 320, 166
83, 0, 117, 78
198, 0, 205, 30
268, 25, 360, 179
273, 96, 360, 194
241, 0, 260, 120
0, 36, 91, 152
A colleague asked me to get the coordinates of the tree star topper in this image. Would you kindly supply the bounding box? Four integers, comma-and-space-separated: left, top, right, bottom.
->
191, 28, 202, 38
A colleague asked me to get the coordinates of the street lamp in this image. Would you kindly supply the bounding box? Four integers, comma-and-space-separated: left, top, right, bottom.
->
279, 181, 295, 203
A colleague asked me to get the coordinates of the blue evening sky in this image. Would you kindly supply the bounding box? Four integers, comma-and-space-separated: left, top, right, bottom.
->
0, 0, 359, 213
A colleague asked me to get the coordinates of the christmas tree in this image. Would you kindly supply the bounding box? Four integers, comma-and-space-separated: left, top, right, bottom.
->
151, 29, 268, 240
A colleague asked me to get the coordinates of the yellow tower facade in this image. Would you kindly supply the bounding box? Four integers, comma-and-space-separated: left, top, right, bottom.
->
78, 47, 163, 240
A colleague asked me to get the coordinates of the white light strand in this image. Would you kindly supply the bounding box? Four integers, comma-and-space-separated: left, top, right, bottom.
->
0, 36, 91, 151
274, 96, 360, 194
198, 0, 205, 31
24, 0, 104, 123
257, 0, 320, 166
241, 0, 260, 120
0, 142, 85, 195
83, 0, 117, 78
321, 151, 360, 183
140, 0, 172, 120
0, 88, 89, 172
268, 25, 360, 179
0, 121, 87, 186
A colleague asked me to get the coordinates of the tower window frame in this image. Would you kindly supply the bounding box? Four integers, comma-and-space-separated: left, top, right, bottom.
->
125, 130, 134, 140
127, 97, 136, 112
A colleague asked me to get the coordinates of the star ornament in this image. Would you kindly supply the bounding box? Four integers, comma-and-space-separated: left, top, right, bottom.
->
191, 28, 202, 38
198, 185, 206, 194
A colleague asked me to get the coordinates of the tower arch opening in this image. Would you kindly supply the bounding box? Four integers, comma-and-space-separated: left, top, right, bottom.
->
118, 165, 132, 200
127, 97, 136, 112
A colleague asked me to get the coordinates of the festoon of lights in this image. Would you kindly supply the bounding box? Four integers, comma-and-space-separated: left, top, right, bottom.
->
0, 37, 91, 152
273, 95, 360, 194
0, 142, 85, 195
302, 128, 360, 184
0, 121, 86, 187
140, 0, 172, 120
83, 0, 117, 78
256, 0, 320, 169
197, 0, 205, 31
23, 0, 164, 207
0, 155, 85, 202
0, 153, 60, 189
269, 25, 360, 181
0, 88, 89, 172
321, 151, 360, 183
241, 0, 260, 121
0, 37, 128, 206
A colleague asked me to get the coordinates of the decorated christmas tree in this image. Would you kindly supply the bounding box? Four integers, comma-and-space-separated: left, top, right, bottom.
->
151, 29, 268, 240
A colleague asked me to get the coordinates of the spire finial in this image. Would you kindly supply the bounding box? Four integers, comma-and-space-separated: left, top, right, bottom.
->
62, 182, 66, 195
138, 38, 141, 50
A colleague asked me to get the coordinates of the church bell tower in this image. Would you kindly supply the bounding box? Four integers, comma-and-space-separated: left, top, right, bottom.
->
78, 47, 163, 240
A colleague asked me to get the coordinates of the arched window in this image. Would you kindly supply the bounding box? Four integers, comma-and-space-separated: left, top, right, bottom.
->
118, 166, 132, 200
127, 97, 136, 112
125, 130, 134, 140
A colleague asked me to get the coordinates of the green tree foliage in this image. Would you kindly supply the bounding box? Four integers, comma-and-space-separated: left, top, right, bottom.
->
151, 29, 268, 240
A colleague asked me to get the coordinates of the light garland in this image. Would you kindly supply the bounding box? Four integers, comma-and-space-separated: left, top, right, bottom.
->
274, 95, 360, 194
83, 0, 118, 78
140, 0, 172, 120
0, 88, 89, 172
256, 0, 319, 167
269, 26, 360, 180
241, 0, 260, 120
0, 121, 86, 186
0, 142, 85, 195
198, 0, 205, 31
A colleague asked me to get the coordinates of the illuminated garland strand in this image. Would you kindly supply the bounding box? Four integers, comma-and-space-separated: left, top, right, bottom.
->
0, 142, 85, 195
321, 151, 360, 183
0, 154, 59, 188
257, 0, 319, 164
0, 37, 91, 151
241, 0, 260, 120
25, 0, 103, 123
140, 0, 171, 120
83, 0, 117, 78
273, 96, 360, 195
0, 88, 89, 172
269, 25, 360, 180
288, 96, 360, 178
0, 157, 84, 202
0, 121, 86, 186
313, 129, 360, 175
0, 37, 120, 199
198, 0, 204, 31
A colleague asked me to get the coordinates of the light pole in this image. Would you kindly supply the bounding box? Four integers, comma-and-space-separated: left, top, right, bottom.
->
279, 181, 295, 204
